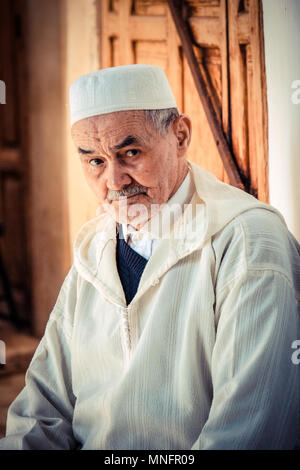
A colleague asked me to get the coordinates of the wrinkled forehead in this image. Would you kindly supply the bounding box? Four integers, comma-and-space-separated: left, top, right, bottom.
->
71, 110, 155, 146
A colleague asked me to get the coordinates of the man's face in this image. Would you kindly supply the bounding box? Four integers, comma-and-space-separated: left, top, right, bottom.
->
71, 110, 191, 228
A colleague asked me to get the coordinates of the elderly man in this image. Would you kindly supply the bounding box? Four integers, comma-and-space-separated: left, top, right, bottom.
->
1, 64, 299, 450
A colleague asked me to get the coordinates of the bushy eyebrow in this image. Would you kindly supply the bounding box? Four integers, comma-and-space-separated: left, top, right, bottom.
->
77, 135, 142, 157
78, 147, 95, 155
111, 135, 140, 151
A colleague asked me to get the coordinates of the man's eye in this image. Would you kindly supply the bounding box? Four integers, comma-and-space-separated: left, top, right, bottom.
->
125, 149, 139, 157
89, 158, 103, 167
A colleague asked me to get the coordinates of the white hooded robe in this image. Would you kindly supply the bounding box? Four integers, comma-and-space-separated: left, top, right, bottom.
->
1, 162, 299, 450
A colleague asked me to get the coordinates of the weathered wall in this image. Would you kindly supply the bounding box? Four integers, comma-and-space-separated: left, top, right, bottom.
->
27, 0, 70, 336
24, 0, 101, 335
63, 0, 100, 251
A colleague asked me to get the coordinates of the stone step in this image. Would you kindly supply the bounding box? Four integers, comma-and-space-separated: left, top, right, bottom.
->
0, 373, 26, 438
0, 320, 39, 377
0, 321, 40, 438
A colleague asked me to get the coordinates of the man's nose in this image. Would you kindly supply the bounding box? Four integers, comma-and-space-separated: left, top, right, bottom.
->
106, 161, 132, 190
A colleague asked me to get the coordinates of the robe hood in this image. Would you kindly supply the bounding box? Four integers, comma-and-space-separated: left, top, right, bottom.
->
73, 161, 286, 306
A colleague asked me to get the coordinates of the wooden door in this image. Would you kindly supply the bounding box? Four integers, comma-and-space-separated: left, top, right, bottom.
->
99, 0, 268, 201
0, 0, 30, 327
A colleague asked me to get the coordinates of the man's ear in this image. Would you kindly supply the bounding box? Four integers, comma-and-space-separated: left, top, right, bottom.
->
173, 114, 192, 156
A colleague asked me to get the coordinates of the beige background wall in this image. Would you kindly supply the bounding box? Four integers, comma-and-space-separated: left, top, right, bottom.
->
63, 0, 100, 251
263, 0, 300, 242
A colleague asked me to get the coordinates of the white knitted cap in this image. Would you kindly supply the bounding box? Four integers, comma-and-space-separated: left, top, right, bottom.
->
69, 64, 177, 126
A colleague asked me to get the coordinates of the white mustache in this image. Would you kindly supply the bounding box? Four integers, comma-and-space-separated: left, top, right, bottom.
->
107, 184, 148, 202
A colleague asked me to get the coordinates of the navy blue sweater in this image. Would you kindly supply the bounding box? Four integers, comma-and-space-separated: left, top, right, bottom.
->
116, 234, 148, 305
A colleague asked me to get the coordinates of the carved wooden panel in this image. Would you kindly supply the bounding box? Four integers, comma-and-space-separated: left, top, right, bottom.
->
99, 0, 268, 201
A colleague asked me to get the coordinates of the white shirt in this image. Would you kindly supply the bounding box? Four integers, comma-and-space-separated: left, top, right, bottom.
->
119, 169, 195, 260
